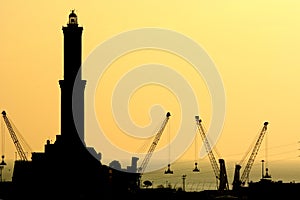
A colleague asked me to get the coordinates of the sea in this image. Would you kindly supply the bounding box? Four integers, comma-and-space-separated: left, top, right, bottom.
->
139, 158, 300, 192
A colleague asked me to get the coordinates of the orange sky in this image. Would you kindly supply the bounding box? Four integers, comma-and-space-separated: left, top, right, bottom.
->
1, 1, 300, 178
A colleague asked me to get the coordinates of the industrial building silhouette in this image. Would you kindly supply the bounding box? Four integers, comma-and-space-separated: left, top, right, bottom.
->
5, 10, 140, 199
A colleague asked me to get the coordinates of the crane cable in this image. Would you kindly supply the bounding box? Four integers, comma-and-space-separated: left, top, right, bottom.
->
238, 128, 262, 167
199, 121, 222, 159
8, 117, 32, 159
167, 117, 171, 166
264, 128, 269, 176
194, 124, 198, 164
135, 116, 165, 161
1, 119, 5, 158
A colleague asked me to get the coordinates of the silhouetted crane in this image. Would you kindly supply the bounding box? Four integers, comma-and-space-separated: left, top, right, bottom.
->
137, 112, 171, 187
232, 122, 269, 190
1, 111, 31, 161
195, 116, 229, 191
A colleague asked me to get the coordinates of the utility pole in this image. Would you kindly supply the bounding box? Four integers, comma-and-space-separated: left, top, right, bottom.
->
261, 160, 265, 179
182, 174, 187, 191
0, 155, 6, 182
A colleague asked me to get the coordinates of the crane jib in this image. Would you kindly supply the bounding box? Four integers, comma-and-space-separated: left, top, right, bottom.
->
1, 111, 29, 161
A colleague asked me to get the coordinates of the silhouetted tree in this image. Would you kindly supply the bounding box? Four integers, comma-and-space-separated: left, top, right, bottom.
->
143, 180, 152, 188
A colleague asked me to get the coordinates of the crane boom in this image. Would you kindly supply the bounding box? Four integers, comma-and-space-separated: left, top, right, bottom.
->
137, 112, 171, 175
240, 122, 269, 185
1, 111, 28, 161
195, 116, 229, 191
195, 116, 219, 178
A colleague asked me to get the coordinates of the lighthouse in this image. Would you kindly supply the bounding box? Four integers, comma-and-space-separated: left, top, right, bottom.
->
59, 10, 86, 146
9, 10, 140, 199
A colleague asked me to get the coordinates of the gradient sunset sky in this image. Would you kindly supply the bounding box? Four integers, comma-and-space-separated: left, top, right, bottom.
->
1, 1, 300, 177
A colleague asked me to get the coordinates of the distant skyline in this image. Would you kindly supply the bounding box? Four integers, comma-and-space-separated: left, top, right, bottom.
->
1, 1, 300, 178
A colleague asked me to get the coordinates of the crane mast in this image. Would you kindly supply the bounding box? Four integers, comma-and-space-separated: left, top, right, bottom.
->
239, 122, 269, 185
137, 112, 171, 175
1, 111, 28, 161
195, 116, 229, 191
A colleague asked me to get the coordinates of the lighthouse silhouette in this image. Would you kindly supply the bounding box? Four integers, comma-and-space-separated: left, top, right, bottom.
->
9, 10, 139, 199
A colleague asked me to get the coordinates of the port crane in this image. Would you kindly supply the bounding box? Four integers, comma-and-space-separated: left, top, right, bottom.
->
137, 112, 171, 186
1, 111, 30, 161
232, 121, 269, 190
195, 116, 229, 191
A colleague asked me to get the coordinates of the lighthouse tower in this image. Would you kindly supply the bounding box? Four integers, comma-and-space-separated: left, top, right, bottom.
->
59, 10, 86, 146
